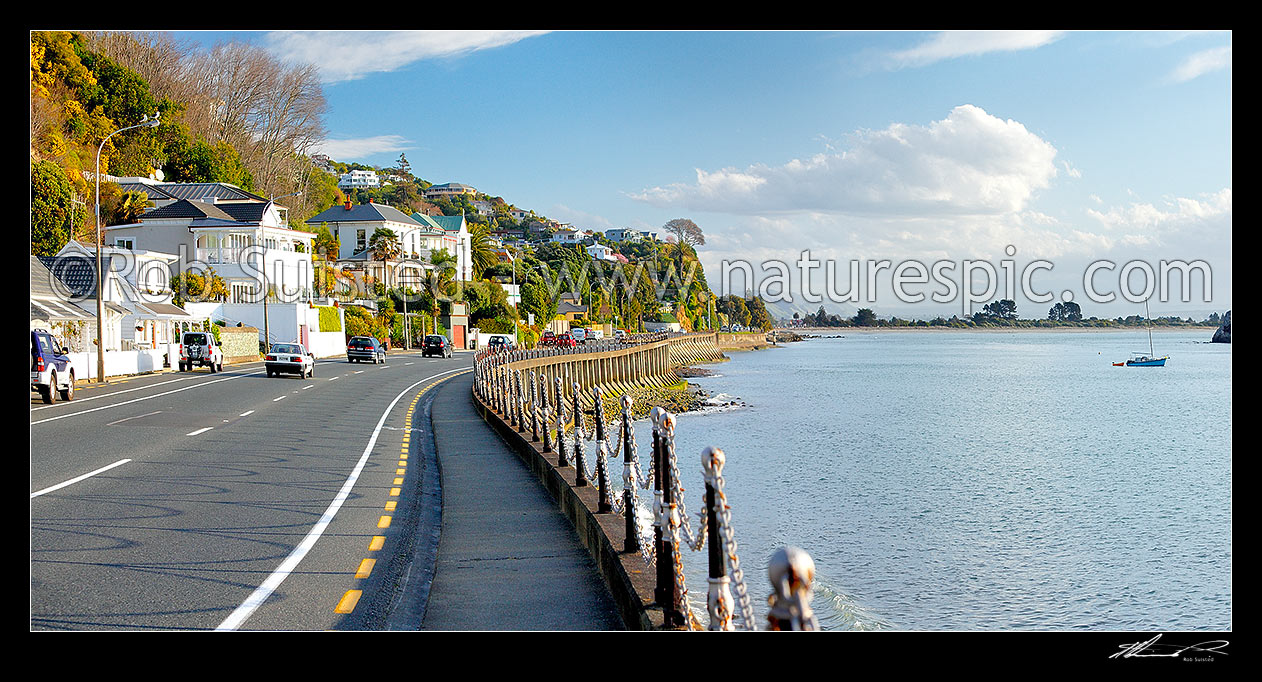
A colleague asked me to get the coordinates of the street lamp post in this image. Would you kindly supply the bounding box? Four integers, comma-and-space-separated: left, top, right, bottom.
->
95, 112, 160, 383
260, 191, 302, 355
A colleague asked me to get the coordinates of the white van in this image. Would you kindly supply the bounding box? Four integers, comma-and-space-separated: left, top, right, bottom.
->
570, 327, 587, 343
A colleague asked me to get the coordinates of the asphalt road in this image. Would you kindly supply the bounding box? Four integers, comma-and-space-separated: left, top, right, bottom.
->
30, 350, 468, 631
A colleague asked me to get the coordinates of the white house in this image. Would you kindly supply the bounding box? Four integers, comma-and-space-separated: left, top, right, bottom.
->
338, 169, 380, 190
103, 196, 315, 305
423, 182, 477, 200
309, 200, 439, 291
472, 200, 495, 217
551, 228, 582, 244
587, 243, 617, 262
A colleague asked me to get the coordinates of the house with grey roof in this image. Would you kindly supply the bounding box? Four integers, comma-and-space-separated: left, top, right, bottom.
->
109, 176, 267, 209
103, 195, 314, 304
422, 182, 477, 200
307, 200, 444, 290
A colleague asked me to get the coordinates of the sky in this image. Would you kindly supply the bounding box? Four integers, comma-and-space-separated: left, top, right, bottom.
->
174, 30, 1232, 320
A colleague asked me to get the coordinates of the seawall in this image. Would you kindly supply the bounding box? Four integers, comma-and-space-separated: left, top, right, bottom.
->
471, 332, 727, 629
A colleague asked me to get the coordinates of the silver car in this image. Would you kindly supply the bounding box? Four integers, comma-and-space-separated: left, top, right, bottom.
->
266, 343, 315, 378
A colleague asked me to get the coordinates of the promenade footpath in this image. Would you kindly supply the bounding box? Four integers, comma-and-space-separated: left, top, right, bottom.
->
421, 372, 624, 630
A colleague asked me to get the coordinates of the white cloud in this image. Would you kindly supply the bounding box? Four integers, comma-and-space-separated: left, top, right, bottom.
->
886, 31, 1065, 69
1061, 161, 1081, 179
265, 30, 549, 83
1171, 45, 1232, 83
633, 105, 1058, 217
311, 134, 412, 160
1087, 188, 1232, 231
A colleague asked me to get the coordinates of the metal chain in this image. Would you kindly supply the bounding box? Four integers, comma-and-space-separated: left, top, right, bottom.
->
711, 472, 755, 630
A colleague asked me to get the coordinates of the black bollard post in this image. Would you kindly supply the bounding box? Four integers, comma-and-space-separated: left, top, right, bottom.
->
530, 370, 540, 442
622, 394, 639, 554
594, 387, 611, 513
555, 376, 568, 467
540, 374, 551, 452
573, 382, 587, 487
703, 446, 733, 630
652, 408, 684, 628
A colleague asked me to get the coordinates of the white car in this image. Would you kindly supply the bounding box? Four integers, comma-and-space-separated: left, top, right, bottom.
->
179, 331, 224, 373
570, 327, 587, 344
265, 342, 315, 378
590, 329, 605, 341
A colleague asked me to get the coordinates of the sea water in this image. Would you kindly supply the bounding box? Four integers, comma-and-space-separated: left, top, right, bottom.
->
631, 331, 1232, 631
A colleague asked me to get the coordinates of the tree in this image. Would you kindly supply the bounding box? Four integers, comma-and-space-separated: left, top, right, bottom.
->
31, 160, 85, 256
852, 308, 878, 326
112, 190, 153, 224
467, 223, 497, 279
368, 227, 400, 289
662, 218, 704, 291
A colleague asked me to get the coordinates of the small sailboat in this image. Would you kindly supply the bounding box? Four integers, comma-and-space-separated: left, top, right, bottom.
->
1123, 299, 1168, 367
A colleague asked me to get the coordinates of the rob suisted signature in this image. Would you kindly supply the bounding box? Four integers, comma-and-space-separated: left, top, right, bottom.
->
1110, 634, 1229, 660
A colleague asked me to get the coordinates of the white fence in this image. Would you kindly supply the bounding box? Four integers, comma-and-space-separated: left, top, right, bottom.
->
66, 345, 174, 381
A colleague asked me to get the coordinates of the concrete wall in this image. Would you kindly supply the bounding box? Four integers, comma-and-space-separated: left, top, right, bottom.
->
67, 347, 168, 381
219, 326, 260, 363
716, 331, 773, 351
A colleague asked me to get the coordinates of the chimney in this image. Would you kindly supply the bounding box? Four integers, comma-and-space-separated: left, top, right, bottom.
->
344, 198, 352, 210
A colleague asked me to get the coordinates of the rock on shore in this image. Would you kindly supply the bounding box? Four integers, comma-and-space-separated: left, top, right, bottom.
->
1212, 311, 1231, 343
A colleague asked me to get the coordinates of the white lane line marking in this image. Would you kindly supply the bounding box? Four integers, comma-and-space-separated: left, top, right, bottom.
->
31, 370, 265, 426
31, 459, 132, 498
329, 376, 339, 381
301, 385, 313, 390
30, 376, 196, 411
273, 395, 286, 402
353, 370, 364, 374
186, 427, 214, 436
105, 410, 162, 426
240, 410, 255, 417
217, 366, 467, 631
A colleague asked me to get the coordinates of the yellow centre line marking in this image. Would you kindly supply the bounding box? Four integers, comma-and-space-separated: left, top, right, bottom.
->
377, 515, 391, 528
393, 477, 404, 485
369, 536, 385, 551
355, 558, 376, 578
396, 468, 406, 476
390, 488, 401, 496
384, 501, 397, 511
335, 590, 362, 614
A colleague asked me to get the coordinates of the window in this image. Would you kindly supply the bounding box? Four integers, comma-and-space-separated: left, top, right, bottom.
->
115, 238, 135, 249
356, 229, 366, 252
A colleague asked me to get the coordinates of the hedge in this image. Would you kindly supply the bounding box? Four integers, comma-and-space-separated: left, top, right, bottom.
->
317, 305, 342, 332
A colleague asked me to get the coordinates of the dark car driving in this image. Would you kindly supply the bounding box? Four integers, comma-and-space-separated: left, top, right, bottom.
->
347, 336, 386, 364
422, 334, 453, 358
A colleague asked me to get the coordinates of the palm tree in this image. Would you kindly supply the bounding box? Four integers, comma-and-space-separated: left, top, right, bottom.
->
114, 190, 153, 224
368, 227, 401, 289
467, 223, 497, 279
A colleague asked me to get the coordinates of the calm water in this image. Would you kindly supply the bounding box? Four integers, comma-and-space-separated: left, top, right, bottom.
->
632, 331, 1232, 631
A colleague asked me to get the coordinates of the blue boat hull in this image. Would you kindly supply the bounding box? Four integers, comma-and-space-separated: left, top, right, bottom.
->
1126, 358, 1167, 367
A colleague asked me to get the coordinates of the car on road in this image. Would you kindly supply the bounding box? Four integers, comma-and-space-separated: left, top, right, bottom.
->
570, 327, 587, 344
540, 330, 556, 346
265, 343, 315, 378
614, 329, 627, 341
555, 332, 577, 348
178, 331, 224, 373
422, 334, 453, 358
347, 336, 386, 364
487, 335, 514, 352
589, 328, 604, 342
31, 328, 75, 403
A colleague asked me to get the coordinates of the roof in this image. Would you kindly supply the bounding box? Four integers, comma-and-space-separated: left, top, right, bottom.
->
35, 254, 129, 315
115, 180, 265, 203
309, 202, 423, 226
429, 215, 466, 233
558, 301, 588, 315
429, 182, 476, 191
409, 213, 446, 232
142, 199, 238, 221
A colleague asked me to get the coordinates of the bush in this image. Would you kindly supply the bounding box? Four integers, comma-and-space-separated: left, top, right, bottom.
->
317, 306, 342, 332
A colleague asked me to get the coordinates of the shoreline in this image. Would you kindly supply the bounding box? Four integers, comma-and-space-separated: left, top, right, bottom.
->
781, 326, 1217, 334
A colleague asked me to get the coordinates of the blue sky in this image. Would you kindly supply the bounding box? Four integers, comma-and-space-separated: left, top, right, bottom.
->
176, 30, 1232, 319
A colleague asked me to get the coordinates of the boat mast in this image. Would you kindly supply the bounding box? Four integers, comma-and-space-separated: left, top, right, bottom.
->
1145, 298, 1154, 356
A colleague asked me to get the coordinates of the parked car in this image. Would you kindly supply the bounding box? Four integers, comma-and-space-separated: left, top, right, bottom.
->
555, 332, 577, 348
347, 336, 386, 364
31, 328, 75, 403
589, 328, 605, 341
540, 330, 556, 346
614, 329, 627, 341
265, 342, 315, 378
487, 335, 514, 351
179, 331, 224, 373
422, 334, 453, 358
570, 327, 587, 344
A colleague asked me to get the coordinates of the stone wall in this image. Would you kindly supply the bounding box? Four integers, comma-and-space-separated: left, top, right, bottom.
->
220, 326, 261, 363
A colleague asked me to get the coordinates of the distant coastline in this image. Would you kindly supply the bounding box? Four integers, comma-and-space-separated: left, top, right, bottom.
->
783, 325, 1217, 334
